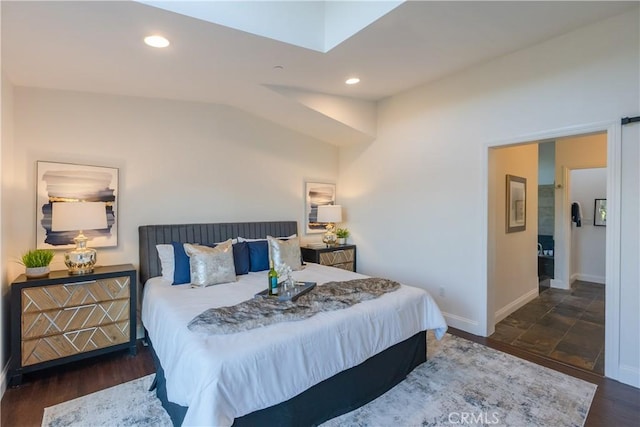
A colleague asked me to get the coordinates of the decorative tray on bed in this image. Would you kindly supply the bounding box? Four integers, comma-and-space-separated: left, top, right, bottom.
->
255, 281, 316, 302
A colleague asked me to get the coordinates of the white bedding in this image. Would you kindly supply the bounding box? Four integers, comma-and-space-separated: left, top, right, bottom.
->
141, 263, 447, 426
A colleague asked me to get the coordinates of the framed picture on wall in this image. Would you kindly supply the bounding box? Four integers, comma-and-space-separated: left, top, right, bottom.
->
36, 161, 119, 249
506, 174, 526, 233
594, 198, 606, 226
305, 181, 336, 234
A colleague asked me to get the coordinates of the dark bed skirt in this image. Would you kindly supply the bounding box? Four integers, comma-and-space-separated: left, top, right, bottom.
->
149, 331, 426, 426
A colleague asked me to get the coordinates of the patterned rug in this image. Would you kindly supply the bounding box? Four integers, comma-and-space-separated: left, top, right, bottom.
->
41, 334, 597, 427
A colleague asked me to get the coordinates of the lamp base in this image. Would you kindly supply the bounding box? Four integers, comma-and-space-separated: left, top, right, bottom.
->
322, 223, 338, 247
64, 247, 97, 275
64, 233, 97, 275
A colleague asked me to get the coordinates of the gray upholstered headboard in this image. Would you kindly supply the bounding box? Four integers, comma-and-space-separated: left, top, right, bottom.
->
138, 221, 298, 284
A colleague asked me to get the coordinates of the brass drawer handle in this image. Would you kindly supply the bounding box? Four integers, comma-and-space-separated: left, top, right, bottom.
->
64, 303, 97, 311
63, 280, 97, 286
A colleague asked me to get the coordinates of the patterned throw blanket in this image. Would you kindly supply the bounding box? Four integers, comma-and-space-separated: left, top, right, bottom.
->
187, 278, 401, 335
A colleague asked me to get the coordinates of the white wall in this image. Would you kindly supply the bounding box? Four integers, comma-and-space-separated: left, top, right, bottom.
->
1, 71, 15, 396
619, 123, 639, 386
339, 9, 639, 386
489, 144, 539, 322
553, 134, 607, 289
7, 87, 338, 280
570, 168, 606, 284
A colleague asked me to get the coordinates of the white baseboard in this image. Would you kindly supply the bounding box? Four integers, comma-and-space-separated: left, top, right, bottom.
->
441, 311, 481, 335
551, 279, 569, 289
494, 287, 539, 323
618, 364, 640, 389
573, 273, 606, 285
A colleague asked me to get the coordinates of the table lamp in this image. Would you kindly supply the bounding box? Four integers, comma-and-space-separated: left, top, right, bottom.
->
317, 204, 342, 247
51, 201, 108, 274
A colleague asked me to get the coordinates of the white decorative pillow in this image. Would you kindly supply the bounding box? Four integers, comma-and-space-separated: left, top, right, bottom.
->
267, 235, 302, 271
156, 244, 174, 281
238, 234, 296, 242
183, 240, 236, 287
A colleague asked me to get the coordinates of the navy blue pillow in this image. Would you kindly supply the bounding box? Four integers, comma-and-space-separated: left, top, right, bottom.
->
248, 240, 269, 272
232, 242, 250, 275
171, 241, 191, 285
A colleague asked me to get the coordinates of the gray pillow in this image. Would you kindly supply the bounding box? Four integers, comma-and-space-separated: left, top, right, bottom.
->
267, 235, 302, 271
184, 240, 236, 287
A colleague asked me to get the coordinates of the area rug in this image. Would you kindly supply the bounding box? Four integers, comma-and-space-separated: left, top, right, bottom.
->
41, 334, 597, 427
41, 375, 169, 427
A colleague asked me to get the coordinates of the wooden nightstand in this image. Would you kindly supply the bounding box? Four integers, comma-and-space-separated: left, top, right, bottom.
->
9, 264, 137, 386
301, 244, 356, 272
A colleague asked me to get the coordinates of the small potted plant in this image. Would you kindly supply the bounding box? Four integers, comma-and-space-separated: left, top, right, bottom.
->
21, 249, 55, 279
336, 228, 350, 245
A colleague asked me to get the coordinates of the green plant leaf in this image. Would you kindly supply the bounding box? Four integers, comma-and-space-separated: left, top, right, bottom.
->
21, 249, 55, 268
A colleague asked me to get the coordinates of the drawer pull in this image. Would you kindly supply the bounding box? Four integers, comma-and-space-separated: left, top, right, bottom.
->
64, 303, 97, 311
63, 280, 97, 287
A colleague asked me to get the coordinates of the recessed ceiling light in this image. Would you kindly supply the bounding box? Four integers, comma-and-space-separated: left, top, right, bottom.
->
345, 77, 360, 85
144, 35, 170, 48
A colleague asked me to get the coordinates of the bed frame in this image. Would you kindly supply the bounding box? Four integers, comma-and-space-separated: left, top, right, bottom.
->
138, 221, 426, 426
139, 221, 299, 285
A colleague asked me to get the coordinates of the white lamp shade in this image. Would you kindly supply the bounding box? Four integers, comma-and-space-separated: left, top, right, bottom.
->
51, 202, 108, 232
317, 204, 342, 223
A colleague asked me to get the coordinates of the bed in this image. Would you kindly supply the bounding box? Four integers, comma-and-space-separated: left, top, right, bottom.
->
139, 221, 447, 426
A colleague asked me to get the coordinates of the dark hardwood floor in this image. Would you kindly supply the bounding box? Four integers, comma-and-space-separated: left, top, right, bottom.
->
1, 340, 155, 427
2, 329, 638, 427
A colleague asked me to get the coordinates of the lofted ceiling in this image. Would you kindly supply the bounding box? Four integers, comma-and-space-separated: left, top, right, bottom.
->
2, 1, 636, 146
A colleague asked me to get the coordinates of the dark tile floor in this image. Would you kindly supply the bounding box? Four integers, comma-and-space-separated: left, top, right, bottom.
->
490, 280, 605, 374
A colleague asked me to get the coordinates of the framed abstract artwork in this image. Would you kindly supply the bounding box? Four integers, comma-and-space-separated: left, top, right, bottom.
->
506, 174, 526, 233
594, 199, 606, 226
36, 161, 118, 249
305, 182, 336, 234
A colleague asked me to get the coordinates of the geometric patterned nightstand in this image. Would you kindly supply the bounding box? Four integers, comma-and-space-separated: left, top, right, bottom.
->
9, 264, 137, 386
301, 245, 356, 272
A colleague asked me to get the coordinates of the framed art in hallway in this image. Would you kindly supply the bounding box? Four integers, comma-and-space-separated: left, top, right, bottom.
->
305, 181, 336, 234
506, 174, 526, 233
594, 198, 606, 226
36, 161, 119, 249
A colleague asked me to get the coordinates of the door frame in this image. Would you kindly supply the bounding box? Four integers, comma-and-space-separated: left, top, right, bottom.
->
483, 120, 620, 381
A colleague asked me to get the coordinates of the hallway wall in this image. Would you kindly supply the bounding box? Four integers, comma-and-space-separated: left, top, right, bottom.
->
552, 134, 607, 289
489, 144, 539, 322
570, 168, 606, 284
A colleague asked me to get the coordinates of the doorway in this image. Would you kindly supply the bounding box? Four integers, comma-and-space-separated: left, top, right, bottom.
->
486, 129, 612, 376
